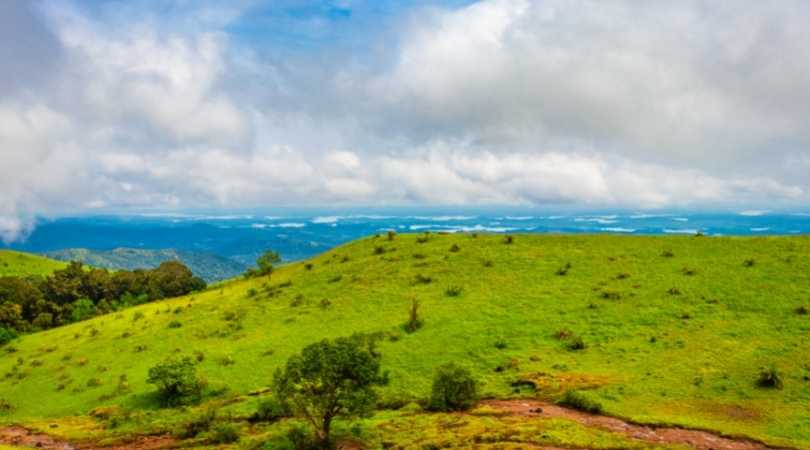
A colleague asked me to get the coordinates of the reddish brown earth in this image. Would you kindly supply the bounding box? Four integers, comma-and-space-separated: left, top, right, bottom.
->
0, 426, 176, 450
481, 399, 784, 450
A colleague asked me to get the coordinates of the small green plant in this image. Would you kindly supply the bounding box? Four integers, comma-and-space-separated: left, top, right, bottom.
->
668, 287, 681, 296
429, 363, 478, 412
0, 328, 18, 347
556, 262, 572, 276
661, 249, 675, 257
373, 246, 386, 255
757, 366, 784, 389
743, 259, 756, 267
180, 408, 216, 438
404, 299, 423, 333
167, 320, 182, 329
304, 263, 313, 270
558, 390, 602, 414
493, 339, 507, 350
449, 244, 460, 253
328, 274, 342, 283
445, 285, 463, 297
682, 267, 697, 276
247, 288, 258, 298
483, 259, 493, 267
413, 274, 432, 285
209, 423, 239, 444
566, 335, 587, 351
319, 298, 332, 308
253, 397, 291, 422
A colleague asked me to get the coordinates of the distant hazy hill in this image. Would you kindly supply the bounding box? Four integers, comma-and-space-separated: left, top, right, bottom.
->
0, 249, 67, 277
44, 248, 247, 282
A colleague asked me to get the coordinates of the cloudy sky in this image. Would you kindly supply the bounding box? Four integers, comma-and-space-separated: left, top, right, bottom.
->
2, 0, 810, 240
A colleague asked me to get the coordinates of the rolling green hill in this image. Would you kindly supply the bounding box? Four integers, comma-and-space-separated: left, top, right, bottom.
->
0, 250, 67, 277
1, 234, 810, 449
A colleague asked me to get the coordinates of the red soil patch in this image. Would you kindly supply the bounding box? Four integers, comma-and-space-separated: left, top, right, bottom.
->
0, 426, 177, 450
481, 400, 784, 450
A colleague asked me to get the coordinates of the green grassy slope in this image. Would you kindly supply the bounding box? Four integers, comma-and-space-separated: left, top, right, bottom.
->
0, 250, 67, 277
1, 234, 810, 448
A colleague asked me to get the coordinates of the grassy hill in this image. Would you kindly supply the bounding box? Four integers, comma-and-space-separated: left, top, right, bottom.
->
0, 250, 67, 277
44, 248, 247, 282
1, 234, 809, 449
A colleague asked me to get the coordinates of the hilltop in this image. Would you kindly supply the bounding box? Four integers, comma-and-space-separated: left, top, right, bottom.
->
1, 234, 809, 449
0, 250, 66, 277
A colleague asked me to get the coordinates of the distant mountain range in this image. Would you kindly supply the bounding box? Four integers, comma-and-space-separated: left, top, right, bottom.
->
44, 248, 247, 282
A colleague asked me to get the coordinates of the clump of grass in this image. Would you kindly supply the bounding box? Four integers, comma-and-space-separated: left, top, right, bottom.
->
668, 287, 682, 296
615, 272, 631, 280
600, 290, 621, 300
682, 267, 697, 276
796, 306, 809, 315
416, 234, 430, 244
86, 378, 103, 388
504, 235, 514, 245
413, 274, 433, 285
558, 390, 602, 414
445, 285, 463, 297
757, 366, 783, 389
373, 246, 386, 255
304, 263, 313, 270
556, 262, 572, 276
319, 298, 332, 308
328, 274, 342, 283
483, 260, 493, 268
743, 259, 756, 267
219, 355, 235, 366
247, 288, 258, 298
661, 249, 675, 258
209, 423, 239, 444
566, 335, 587, 351
449, 244, 461, 253
493, 339, 508, 350
340, 256, 350, 263
289, 295, 304, 307
404, 299, 423, 333
167, 320, 182, 329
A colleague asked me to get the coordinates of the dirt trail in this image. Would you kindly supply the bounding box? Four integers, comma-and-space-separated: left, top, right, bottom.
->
0, 426, 176, 450
481, 400, 784, 450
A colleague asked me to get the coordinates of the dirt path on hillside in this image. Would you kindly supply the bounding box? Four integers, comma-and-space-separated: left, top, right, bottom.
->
0, 426, 176, 450
481, 400, 784, 450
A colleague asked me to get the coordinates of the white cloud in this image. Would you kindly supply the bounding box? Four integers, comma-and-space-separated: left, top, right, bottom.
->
1, 0, 810, 242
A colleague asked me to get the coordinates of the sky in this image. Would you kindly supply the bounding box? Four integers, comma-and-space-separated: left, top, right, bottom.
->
2, 0, 810, 241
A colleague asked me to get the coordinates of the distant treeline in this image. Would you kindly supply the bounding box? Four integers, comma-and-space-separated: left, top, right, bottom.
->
0, 261, 205, 338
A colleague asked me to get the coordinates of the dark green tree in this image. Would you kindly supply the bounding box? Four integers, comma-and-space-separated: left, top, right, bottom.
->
147, 357, 204, 406
273, 337, 387, 448
256, 250, 281, 276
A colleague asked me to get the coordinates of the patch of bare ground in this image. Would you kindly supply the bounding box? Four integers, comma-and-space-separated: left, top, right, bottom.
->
0, 426, 177, 450
481, 400, 787, 450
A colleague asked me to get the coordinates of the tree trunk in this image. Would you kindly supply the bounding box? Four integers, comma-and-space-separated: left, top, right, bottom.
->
318, 416, 333, 450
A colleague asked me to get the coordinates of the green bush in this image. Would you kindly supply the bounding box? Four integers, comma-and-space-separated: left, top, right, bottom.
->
147, 357, 204, 407
253, 397, 291, 422
445, 285, 463, 297
566, 336, 586, 351
558, 390, 602, 414
71, 298, 97, 322
179, 408, 216, 438
0, 327, 18, 347
757, 366, 784, 389
429, 363, 478, 412
209, 423, 239, 444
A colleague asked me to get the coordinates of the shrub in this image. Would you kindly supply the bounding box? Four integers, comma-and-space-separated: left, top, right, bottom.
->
416, 234, 430, 244
757, 366, 783, 389
556, 263, 571, 276
209, 423, 239, 444
796, 306, 809, 315
304, 263, 313, 270
493, 339, 507, 350
413, 274, 432, 285
668, 287, 681, 296
319, 298, 332, 308
483, 260, 493, 267
180, 408, 216, 438
0, 328, 18, 347
429, 363, 478, 412
566, 336, 587, 351
661, 249, 675, 257
373, 246, 386, 255
600, 290, 621, 300
743, 259, 756, 267
167, 320, 182, 329
449, 244, 460, 253
71, 298, 97, 322
247, 288, 258, 298
253, 397, 291, 422
682, 267, 697, 276
445, 285, 463, 297
558, 390, 602, 414
328, 275, 342, 283
147, 357, 204, 407
404, 299, 423, 333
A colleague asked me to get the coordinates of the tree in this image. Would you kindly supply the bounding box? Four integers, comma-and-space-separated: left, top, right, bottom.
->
273, 337, 387, 448
256, 250, 281, 276
70, 298, 97, 322
147, 357, 204, 406
146, 261, 205, 299
429, 363, 478, 412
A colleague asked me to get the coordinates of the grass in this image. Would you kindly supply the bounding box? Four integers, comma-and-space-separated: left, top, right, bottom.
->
0, 250, 67, 277
1, 234, 810, 449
